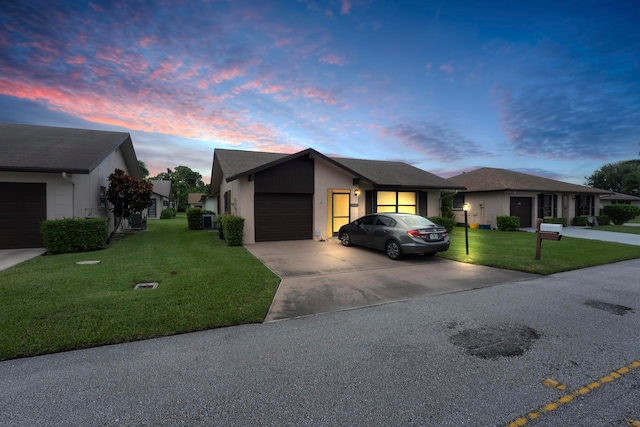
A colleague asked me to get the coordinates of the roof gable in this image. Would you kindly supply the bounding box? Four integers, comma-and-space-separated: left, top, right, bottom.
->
449, 167, 610, 194
0, 123, 141, 176
151, 180, 172, 198
211, 148, 463, 190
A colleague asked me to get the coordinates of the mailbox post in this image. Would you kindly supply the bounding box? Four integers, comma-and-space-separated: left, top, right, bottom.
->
535, 219, 562, 260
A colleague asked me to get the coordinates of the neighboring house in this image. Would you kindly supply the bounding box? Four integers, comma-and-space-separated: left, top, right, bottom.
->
0, 123, 143, 249
188, 193, 205, 208
448, 167, 612, 228
147, 180, 172, 219
599, 192, 640, 210
209, 148, 464, 244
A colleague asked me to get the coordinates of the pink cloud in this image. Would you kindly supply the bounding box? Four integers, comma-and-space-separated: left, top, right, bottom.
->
340, 0, 352, 15
301, 86, 336, 104
138, 37, 155, 48
66, 56, 87, 65
439, 62, 454, 74
319, 53, 346, 66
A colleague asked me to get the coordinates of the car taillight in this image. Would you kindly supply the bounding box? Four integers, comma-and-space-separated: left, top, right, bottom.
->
442, 230, 448, 236
407, 230, 423, 237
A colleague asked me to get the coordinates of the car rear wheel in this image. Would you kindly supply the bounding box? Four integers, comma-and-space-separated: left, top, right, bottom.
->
385, 240, 402, 260
340, 231, 352, 246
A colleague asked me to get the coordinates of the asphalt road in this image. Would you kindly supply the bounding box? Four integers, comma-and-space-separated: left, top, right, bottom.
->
2, 259, 640, 426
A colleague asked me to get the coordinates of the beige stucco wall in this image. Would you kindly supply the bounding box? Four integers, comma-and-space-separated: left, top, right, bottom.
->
0, 148, 133, 235
312, 157, 358, 240
220, 176, 255, 244
454, 191, 589, 228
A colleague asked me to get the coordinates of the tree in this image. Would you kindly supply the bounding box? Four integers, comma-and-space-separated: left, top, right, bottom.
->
106, 168, 153, 235
150, 165, 209, 211
138, 160, 149, 178
584, 160, 640, 195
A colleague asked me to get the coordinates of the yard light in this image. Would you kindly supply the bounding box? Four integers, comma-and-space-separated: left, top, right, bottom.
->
462, 203, 470, 255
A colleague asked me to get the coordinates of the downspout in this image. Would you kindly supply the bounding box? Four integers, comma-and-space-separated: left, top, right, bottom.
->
61, 172, 75, 218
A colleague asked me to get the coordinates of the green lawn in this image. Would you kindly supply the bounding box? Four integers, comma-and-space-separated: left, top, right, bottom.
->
438, 227, 640, 275
0, 216, 279, 361
588, 224, 640, 235
627, 216, 640, 224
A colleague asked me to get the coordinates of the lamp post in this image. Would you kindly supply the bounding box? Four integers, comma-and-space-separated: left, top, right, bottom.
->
463, 203, 470, 255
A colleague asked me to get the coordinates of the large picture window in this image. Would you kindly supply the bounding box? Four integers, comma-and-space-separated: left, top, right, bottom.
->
577, 195, 594, 216
376, 191, 416, 214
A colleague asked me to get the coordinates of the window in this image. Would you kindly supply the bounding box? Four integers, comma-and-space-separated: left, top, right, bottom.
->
577, 195, 594, 216
224, 191, 231, 214
376, 216, 396, 227
453, 194, 465, 210
376, 191, 416, 214
148, 199, 157, 217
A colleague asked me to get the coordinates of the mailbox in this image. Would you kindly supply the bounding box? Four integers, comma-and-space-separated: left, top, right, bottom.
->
535, 220, 562, 260
539, 223, 563, 236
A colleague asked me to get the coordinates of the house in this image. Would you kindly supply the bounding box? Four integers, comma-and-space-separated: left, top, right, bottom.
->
147, 180, 172, 219
448, 167, 612, 228
599, 192, 640, 210
0, 123, 143, 249
188, 193, 205, 208
209, 148, 464, 244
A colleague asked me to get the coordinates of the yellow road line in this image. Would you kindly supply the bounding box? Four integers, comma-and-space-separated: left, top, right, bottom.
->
506, 358, 640, 427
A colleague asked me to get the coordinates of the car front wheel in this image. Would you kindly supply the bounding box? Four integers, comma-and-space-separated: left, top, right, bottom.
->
340, 231, 352, 246
385, 240, 402, 260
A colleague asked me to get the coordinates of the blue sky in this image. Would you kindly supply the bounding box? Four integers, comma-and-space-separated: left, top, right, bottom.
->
1, 0, 638, 184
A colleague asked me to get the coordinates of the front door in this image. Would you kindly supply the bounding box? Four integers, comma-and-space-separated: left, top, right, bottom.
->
332, 192, 350, 237
510, 197, 532, 228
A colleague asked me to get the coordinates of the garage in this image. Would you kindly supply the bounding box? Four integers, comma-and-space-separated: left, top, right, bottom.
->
0, 182, 47, 249
255, 193, 313, 242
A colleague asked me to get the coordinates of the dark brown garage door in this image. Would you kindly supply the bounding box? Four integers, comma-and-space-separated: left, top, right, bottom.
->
255, 193, 312, 242
0, 182, 47, 249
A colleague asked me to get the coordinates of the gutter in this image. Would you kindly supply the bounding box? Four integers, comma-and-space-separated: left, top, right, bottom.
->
61, 172, 75, 218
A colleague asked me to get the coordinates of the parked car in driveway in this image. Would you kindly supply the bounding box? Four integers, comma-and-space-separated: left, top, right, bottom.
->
338, 213, 450, 260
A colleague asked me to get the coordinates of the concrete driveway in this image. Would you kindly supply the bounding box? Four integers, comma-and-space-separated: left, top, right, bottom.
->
0, 248, 46, 272
247, 239, 537, 321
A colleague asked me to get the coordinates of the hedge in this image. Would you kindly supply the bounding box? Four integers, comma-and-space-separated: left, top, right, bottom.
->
541, 217, 567, 226
221, 215, 244, 246
497, 216, 520, 231
186, 208, 213, 230
41, 218, 109, 255
603, 204, 640, 225
160, 207, 177, 219
428, 216, 455, 233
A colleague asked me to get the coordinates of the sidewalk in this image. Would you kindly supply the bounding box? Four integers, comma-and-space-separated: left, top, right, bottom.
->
0, 249, 47, 272
521, 226, 640, 246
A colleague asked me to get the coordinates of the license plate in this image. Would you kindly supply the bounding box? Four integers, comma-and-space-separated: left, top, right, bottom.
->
429, 233, 439, 240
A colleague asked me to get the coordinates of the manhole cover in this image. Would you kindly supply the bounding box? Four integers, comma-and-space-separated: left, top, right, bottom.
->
450, 324, 541, 359
585, 300, 633, 316
134, 282, 159, 290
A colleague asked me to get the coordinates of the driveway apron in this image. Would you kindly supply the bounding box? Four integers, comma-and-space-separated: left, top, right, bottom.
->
247, 239, 537, 321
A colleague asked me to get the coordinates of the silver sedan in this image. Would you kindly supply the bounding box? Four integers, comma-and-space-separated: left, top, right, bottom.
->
338, 213, 450, 260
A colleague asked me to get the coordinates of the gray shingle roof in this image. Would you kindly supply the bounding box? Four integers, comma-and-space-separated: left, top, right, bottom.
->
600, 192, 640, 201
0, 123, 139, 176
151, 180, 172, 198
213, 148, 463, 189
449, 167, 610, 194
332, 157, 463, 188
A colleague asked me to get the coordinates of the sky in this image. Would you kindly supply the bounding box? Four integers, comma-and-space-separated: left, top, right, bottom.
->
1, 0, 639, 185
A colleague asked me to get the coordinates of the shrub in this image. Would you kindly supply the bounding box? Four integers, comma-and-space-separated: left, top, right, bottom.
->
187, 208, 202, 230
428, 216, 455, 232
596, 214, 611, 226
497, 216, 520, 231
216, 214, 227, 239
542, 218, 567, 226
41, 218, 109, 255
160, 207, 177, 219
572, 216, 589, 226
222, 215, 244, 246
603, 204, 640, 225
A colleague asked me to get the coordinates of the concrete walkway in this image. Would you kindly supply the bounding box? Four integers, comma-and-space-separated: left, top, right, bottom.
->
248, 239, 537, 321
521, 225, 640, 246
0, 248, 46, 271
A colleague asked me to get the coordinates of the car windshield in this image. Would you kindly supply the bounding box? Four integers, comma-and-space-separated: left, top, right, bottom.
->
398, 215, 436, 227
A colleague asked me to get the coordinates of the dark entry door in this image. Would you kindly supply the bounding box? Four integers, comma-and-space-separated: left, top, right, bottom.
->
510, 197, 532, 228
0, 182, 47, 249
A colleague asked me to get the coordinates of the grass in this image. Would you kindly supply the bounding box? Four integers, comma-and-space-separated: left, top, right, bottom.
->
0, 215, 280, 361
438, 227, 640, 275
627, 215, 640, 224
588, 225, 640, 235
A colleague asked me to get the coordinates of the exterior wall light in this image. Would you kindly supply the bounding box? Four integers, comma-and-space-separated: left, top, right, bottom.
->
354, 188, 360, 197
